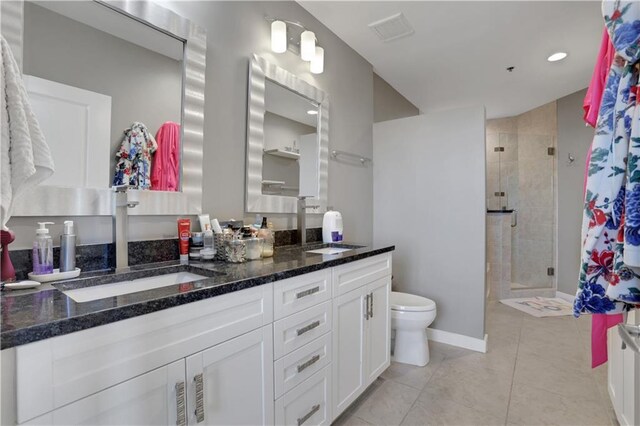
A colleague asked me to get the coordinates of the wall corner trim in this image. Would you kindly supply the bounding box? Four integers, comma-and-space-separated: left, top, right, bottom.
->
426, 329, 488, 353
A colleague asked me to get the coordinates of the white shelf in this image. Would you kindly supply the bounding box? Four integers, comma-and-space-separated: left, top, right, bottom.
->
264, 149, 300, 160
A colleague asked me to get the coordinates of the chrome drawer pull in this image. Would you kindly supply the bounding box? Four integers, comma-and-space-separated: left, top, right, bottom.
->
297, 404, 320, 426
194, 373, 205, 423
175, 382, 186, 426
369, 292, 374, 318
296, 286, 320, 299
364, 294, 369, 320
297, 354, 321, 373
297, 320, 321, 336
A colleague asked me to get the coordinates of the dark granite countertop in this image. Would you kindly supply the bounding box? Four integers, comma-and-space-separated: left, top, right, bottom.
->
1, 243, 394, 349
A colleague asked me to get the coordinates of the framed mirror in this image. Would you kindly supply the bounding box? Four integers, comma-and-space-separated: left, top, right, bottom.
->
246, 54, 329, 214
7, 0, 206, 216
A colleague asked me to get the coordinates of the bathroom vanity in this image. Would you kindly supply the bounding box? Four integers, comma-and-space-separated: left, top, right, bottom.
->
0, 245, 393, 425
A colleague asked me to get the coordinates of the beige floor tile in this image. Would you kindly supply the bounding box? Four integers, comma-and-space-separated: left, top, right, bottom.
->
332, 413, 373, 426
512, 351, 601, 401
418, 360, 512, 420
507, 382, 613, 426
401, 398, 505, 426
353, 380, 421, 426
381, 356, 444, 390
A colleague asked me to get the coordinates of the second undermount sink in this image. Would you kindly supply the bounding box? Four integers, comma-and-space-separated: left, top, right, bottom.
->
306, 247, 354, 255
60, 271, 209, 303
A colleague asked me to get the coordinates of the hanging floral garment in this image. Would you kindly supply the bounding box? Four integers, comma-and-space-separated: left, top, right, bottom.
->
112, 122, 157, 189
575, 1, 640, 316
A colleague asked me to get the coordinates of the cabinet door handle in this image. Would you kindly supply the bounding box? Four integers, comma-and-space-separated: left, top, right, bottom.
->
369, 292, 374, 318
296, 286, 320, 299
175, 381, 186, 426
297, 354, 321, 373
297, 320, 321, 336
194, 373, 205, 423
364, 294, 370, 320
297, 404, 321, 426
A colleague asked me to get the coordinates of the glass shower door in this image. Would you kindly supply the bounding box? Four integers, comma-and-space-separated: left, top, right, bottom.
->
509, 133, 555, 289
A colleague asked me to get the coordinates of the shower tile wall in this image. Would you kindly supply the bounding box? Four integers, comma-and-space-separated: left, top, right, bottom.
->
486, 102, 557, 290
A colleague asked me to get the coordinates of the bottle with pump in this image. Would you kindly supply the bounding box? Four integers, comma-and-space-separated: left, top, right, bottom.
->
33, 222, 54, 275
60, 221, 76, 272
257, 217, 274, 257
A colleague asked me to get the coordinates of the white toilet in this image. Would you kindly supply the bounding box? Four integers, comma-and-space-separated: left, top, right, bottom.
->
391, 291, 437, 367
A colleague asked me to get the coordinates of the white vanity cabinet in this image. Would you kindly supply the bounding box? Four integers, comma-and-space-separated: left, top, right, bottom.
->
14, 284, 274, 425
5, 251, 393, 426
331, 255, 392, 420
608, 310, 639, 426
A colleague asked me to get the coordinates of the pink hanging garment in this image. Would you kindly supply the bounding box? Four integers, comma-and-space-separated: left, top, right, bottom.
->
151, 121, 180, 191
583, 29, 615, 128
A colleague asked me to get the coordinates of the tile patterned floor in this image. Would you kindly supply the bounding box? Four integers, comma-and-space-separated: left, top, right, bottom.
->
333, 301, 618, 426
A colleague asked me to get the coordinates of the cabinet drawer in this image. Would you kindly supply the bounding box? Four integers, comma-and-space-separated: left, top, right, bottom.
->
275, 365, 331, 426
274, 301, 332, 360
274, 269, 331, 320
274, 332, 331, 398
332, 253, 391, 296
16, 284, 273, 424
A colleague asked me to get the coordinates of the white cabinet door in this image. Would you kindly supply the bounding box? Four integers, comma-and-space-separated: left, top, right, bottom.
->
186, 326, 274, 426
24, 360, 185, 426
332, 287, 367, 419
365, 277, 391, 385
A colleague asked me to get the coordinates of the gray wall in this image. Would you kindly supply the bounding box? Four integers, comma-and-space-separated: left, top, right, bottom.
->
7, 1, 376, 248
23, 2, 183, 178
373, 72, 419, 123
557, 89, 591, 295
373, 108, 486, 340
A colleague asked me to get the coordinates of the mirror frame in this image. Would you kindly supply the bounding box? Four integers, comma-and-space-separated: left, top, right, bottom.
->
7, 0, 206, 216
246, 54, 329, 214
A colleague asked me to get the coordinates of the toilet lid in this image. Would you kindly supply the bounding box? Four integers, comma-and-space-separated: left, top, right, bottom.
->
390, 292, 436, 312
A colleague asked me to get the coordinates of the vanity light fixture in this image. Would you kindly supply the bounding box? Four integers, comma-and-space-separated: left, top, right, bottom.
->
271, 20, 287, 53
300, 30, 316, 61
307, 110, 318, 115
310, 46, 324, 74
547, 52, 568, 62
267, 17, 324, 74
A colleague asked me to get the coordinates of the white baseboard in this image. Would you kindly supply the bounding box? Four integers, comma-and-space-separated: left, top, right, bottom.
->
427, 328, 488, 353
555, 291, 575, 303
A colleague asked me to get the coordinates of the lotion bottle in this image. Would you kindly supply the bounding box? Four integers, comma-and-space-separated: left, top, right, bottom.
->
60, 220, 76, 272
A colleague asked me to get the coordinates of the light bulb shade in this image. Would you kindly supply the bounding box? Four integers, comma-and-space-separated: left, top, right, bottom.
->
310, 46, 324, 74
300, 30, 316, 61
271, 20, 287, 53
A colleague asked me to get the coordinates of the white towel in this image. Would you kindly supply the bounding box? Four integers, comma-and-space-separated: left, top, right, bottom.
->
1, 35, 54, 226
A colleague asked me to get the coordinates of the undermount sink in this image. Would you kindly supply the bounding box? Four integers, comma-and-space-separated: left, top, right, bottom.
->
60, 271, 209, 303
306, 247, 354, 255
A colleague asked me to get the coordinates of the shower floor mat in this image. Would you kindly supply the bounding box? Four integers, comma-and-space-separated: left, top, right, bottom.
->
500, 297, 574, 317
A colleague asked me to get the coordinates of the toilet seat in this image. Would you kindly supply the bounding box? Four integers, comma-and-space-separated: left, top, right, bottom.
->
391, 291, 436, 312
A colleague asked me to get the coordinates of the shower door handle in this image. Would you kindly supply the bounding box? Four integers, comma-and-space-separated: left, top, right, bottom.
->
511, 210, 518, 228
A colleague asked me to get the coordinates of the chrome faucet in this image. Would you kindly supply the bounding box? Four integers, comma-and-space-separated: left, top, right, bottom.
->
297, 196, 319, 246
112, 185, 139, 273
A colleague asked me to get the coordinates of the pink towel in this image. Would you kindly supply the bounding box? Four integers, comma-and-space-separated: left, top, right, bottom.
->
591, 313, 623, 368
583, 29, 615, 128
151, 121, 180, 191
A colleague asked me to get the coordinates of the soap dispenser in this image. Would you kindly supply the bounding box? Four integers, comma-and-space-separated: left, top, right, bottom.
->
60, 220, 76, 272
33, 222, 54, 275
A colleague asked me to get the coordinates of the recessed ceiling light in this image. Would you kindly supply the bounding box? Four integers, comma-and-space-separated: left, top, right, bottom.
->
547, 52, 568, 62
307, 110, 318, 115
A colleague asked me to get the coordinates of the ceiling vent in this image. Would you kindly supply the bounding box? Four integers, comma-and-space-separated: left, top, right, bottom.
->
368, 12, 414, 43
